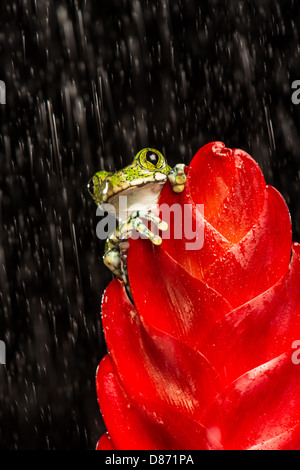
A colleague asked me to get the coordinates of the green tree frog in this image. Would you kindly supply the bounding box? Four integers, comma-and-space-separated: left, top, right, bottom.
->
88, 148, 186, 294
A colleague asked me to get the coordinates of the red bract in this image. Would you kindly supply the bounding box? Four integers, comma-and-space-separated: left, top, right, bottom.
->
96, 142, 300, 450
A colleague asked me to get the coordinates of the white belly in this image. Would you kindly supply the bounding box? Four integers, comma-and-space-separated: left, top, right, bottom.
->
102, 182, 165, 223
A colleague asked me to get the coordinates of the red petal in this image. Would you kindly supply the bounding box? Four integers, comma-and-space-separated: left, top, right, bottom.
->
157, 185, 232, 280
203, 353, 300, 450
101, 278, 222, 422
96, 432, 115, 450
202, 243, 300, 383
203, 185, 292, 307
248, 424, 300, 450
128, 237, 231, 350
186, 142, 267, 244
96, 355, 164, 449
97, 354, 212, 450
156, 143, 291, 301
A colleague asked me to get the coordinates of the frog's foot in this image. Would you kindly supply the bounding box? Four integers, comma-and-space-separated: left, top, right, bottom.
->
117, 210, 168, 246
168, 163, 186, 193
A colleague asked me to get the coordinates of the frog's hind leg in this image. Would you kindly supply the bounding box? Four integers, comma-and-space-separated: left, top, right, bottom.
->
103, 243, 133, 299
119, 241, 132, 300
104, 211, 168, 302
103, 247, 122, 278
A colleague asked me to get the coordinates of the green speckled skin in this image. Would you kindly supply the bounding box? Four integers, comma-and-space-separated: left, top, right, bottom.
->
88, 148, 186, 296
90, 148, 172, 205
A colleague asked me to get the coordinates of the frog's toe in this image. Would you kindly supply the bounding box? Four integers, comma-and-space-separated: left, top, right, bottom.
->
158, 220, 168, 231
175, 173, 187, 185
138, 211, 168, 232
172, 184, 185, 193
133, 217, 162, 245
168, 164, 187, 192
152, 234, 163, 245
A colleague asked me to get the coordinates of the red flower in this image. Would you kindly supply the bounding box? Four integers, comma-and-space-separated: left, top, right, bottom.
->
96, 142, 300, 450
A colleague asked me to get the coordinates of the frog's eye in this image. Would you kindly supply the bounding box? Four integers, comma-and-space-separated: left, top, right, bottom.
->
138, 148, 165, 170
146, 150, 160, 166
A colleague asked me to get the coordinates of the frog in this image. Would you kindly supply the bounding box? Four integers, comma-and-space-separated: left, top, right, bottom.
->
88, 148, 186, 297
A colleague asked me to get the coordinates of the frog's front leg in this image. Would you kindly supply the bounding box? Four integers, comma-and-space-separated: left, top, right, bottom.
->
168, 163, 187, 193
104, 210, 168, 287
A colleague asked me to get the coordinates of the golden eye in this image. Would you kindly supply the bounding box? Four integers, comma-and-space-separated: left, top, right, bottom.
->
138, 148, 165, 170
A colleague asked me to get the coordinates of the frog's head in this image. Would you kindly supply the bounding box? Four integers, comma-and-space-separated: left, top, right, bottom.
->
88, 148, 172, 206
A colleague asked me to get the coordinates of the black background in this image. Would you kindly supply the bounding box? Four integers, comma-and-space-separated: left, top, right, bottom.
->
0, 0, 299, 450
